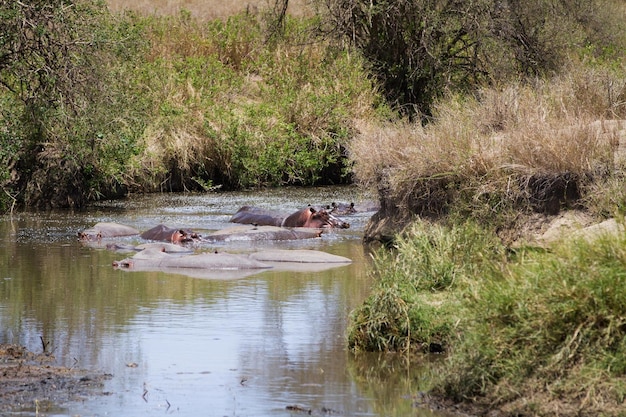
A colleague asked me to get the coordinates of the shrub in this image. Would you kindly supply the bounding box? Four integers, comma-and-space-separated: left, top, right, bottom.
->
129, 12, 378, 191
321, 0, 626, 118
0, 0, 148, 208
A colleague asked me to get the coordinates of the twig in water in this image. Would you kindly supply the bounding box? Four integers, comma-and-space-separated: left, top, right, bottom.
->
39, 336, 50, 353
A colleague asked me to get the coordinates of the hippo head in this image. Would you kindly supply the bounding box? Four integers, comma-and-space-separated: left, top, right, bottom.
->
282, 207, 349, 229
171, 229, 201, 244
77, 230, 102, 242
330, 202, 356, 215
312, 208, 350, 229
171, 230, 187, 244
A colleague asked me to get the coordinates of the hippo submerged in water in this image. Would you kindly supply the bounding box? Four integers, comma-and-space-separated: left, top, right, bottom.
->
327, 202, 356, 215
140, 224, 202, 244
78, 222, 140, 241
79, 222, 202, 244
204, 225, 323, 242
230, 206, 350, 229
112, 248, 352, 279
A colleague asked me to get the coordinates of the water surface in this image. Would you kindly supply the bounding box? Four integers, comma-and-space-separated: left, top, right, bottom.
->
0, 187, 453, 416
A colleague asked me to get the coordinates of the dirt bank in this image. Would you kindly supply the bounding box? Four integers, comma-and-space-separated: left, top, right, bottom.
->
0, 344, 111, 413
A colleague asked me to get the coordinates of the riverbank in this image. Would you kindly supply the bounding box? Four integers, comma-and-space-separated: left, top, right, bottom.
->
0, 344, 111, 413
348, 64, 626, 417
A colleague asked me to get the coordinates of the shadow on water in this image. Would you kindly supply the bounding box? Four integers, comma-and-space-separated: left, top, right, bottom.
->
0, 186, 456, 416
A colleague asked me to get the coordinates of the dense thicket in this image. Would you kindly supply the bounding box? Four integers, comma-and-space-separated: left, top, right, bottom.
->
0, 1, 376, 210
0, 0, 147, 209
321, 0, 624, 117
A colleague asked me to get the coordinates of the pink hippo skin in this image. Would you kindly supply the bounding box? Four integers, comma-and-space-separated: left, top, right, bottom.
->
281, 207, 350, 229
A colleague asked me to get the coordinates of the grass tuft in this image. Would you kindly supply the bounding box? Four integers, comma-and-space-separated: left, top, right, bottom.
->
350, 218, 626, 415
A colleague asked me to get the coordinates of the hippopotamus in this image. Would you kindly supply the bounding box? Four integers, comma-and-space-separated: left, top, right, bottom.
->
204, 225, 322, 242
249, 249, 352, 264
230, 206, 350, 229
329, 202, 357, 215
113, 247, 272, 270
105, 242, 194, 254
112, 248, 352, 278
78, 222, 140, 241
140, 224, 201, 244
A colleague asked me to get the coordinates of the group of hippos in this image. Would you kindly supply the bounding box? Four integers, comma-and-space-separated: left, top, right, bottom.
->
77, 203, 361, 277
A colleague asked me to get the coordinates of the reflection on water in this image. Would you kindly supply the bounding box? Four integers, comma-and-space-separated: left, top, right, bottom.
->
0, 187, 454, 416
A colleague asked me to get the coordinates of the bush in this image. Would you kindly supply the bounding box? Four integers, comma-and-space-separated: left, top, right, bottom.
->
321, 0, 626, 118
0, 3, 382, 208
128, 12, 378, 191
0, 0, 148, 208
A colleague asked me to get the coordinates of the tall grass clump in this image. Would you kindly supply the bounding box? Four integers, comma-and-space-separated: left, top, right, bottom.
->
433, 231, 626, 416
350, 217, 626, 415
348, 220, 505, 353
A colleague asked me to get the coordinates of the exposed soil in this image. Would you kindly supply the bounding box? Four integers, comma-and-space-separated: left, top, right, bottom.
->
0, 344, 112, 414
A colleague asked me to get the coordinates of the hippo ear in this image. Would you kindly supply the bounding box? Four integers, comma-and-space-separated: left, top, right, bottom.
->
308, 207, 316, 213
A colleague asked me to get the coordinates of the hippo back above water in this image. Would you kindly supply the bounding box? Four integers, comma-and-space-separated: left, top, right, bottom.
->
229, 206, 283, 227
230, 206, 349, 229
140, 224, 201, 244
78, 222, 140, 241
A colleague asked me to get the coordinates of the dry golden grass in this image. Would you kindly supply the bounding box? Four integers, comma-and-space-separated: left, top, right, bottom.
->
105, 0, 312, 19
349, 66, 626, 215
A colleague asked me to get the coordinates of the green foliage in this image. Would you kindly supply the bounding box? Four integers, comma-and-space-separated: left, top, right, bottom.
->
440, 234, 626, 404
0, 0, 149, 208
0, 4, 380, 208
348, 220, 504, 353
128, 12, 373, 192
352, 217, 626, 414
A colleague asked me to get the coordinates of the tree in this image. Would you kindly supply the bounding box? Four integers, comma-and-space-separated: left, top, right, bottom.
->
320, 0, 624, 119
0, 0, 142, 209
322, 0, 493, 118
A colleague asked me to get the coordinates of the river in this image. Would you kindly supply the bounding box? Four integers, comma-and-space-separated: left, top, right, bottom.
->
0, 186, 454, 417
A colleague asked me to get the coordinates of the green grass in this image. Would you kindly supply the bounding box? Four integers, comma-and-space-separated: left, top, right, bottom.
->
105, 11, 380, 191
0, 4, 382, 208
349, 220, 626, 415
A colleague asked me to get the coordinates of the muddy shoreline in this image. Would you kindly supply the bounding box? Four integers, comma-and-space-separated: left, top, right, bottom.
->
0, 344, 111, 413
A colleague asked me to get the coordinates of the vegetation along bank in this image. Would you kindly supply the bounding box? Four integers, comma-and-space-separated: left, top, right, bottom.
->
2, 0, 626, 416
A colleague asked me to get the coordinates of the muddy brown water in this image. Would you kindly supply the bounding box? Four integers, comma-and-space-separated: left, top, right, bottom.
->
0, 186, 455, 417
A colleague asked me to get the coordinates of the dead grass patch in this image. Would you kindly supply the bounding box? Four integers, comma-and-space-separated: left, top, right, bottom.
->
351, 67, 626, 228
